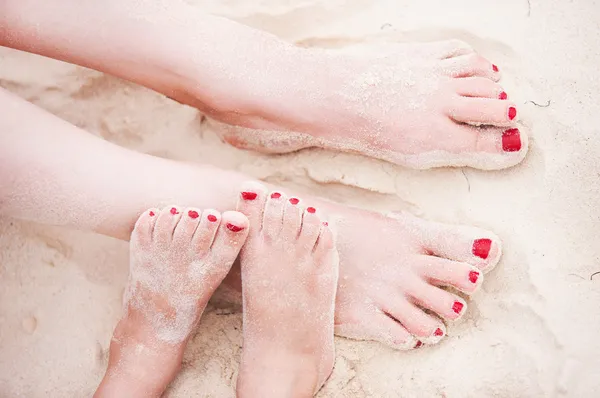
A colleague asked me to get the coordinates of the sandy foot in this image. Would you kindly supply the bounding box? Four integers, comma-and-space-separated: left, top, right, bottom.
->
95, 206, 249, 397
236, 182, 338, 397
217, 39, 528, 170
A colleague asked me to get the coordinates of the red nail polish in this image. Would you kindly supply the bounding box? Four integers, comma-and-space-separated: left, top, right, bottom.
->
414, 340, 423, 348
207, 214, 217, 222
149, 211, 155, 217
307, 207, 316, 213
188, 210, 199, 219
241, 192, 257, 201
452, 301, 464, 314
502, 128, 521, 152
499, 91, 508, 100
473, 238, 492, 259
322, 221, 329, 226
170, 207, 179, 215
226, 223, 244, 232
492, 64, 499, 72
508, 107, 517, 120
271, 192, 281, 199
469, 271, 480, 283
289, 198, 299, 205
434, 328, 444, 337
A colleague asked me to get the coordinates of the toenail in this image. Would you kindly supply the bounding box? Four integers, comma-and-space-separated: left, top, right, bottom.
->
226, 223, 244, 232
452, 301, 464, 314
508, 107, 517, 120
414, 340, 423, 348
271, 192, 281, 199
499, 91, 508, 100
149, 211, 155, 216
241, 191, 257, 200
207, 214, 217, 222
502, 128, 521, 152
289, 198, 300, 205
492, 64, 499, 72
434, 328, 444, 337
322, 221, 329, 226
472, 238, 492, 259
307, 207, 316, 213
170, 207, 179, 215
469, 270, 480, 283
188, 210, 199, 219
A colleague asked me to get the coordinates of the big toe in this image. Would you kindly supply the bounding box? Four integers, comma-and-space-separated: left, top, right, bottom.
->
205, 211, 249, 271
236, 181, 268, 234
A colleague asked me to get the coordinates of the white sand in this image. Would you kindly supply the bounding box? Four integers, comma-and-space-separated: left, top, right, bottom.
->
1, 0, 600, 396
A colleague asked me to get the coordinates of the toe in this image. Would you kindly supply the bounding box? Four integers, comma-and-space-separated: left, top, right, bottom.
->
314, 221, 335, 258
192, 209, 221, 257
409, 282, 467, 321
262, 192, 287, 240
153, 205, 183, 245
298, 206, 322, 248
447, 97, 519, 126
132, 208, 159, 246
382, 298, 446, 344
236, 181, 268, 235
414, 217, 502, 272
281, 193, 302, 239
434, 39, 475, 59
335, 312, 419, 351
443, 53, 500, 81
417, 256, 483, 295
207, 211, 249, 266
452, 76, 506, 99
172, 207, 202, 245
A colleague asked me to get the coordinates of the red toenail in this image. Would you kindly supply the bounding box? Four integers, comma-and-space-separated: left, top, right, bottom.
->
452, 301, 464, 314
307, 207, 316, 213
289, 198, 299, 205
188, 210, 199, 219
472, 238, 492, 259
207, 214, 217, 222
241, 192, 257, 200
508, 107, 517, 120
499, 91, 508, 100
414, 340, 423, 348
323, 221, 329, 226
502, 128, 521, 152
271, 192, 281, 199
469, 270, 480, 283
493, 64, 499, 72
434, 328, 444, 337
227, 223, 244, 232
149, 211, 155, 216
170, 207, 179, 215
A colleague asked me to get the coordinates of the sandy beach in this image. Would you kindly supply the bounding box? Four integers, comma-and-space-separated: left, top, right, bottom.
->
1, 0, 600, 396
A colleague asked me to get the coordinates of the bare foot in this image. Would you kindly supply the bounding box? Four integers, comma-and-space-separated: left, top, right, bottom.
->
228, 182, 501, 351
236, 182, 338, 397
95, 206, 249, 398
217, 40, 527, 170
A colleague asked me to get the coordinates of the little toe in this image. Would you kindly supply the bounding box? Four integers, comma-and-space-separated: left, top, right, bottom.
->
447, 97, 518, 126
262, 192, 287, 239
417, 256, 483, 295
281, 193, 302, 239
207, 211, 249, 266
453, 76, 506, 100
382, 299, 446, 344
335, 312, 418, 351
192, 209, 221, 257
236, 181, 268, 234
314, 221, 335, 258
153, 205, 183, 245
298, 206, 322, 248
409, 282, 467, 321
172, 207, 202, 245
443, 53, 500, 81
132, 208, 159, 246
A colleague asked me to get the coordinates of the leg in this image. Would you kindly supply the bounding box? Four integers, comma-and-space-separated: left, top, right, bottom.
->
1, 0, 526, 170
95, 206, 249, 397
0, 89, 501, 349
235, 182, 338, 397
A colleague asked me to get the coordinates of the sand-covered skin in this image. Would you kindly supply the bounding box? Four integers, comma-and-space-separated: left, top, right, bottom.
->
1, 0, 600, 397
